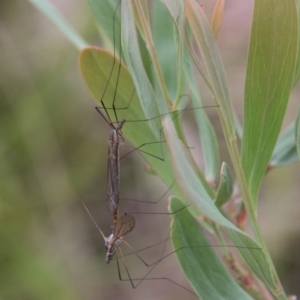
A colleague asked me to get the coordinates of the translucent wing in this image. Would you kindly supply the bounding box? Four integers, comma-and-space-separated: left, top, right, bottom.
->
113, 214, 135, 238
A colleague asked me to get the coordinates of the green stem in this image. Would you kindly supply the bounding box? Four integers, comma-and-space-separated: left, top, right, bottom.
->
220, 113, 287, 299
212, 223, 230, 257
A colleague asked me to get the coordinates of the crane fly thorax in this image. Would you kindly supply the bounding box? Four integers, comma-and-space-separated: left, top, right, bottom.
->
105, 233, 122, 264
108, 129, 124, 159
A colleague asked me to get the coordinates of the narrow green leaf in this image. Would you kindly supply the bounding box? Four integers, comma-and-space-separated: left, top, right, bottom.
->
170, 197, 253, 300
184, 1, 245, 186
131, 1, 153, 71
120, 0, 161, 129
271, 124, 298, 167
293, 0, 300, 86
152, 0, 178, 100
28, 0, 87, 50
128, 0, 171, 110
164, 119, 276, 290
131, 0, 149, 41
178, 10, 219, 180
241, 0, 298, 206
185, 61, 220, 181
296, 106, 300, 161
215, 163, 233, 207
233, 114, 243, 140
196, 108, 220, 182
185, 0, 236, 136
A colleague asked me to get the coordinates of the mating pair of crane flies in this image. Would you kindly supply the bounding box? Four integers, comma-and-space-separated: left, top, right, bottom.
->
79, 13, 201, 297
80, 0, 261, 296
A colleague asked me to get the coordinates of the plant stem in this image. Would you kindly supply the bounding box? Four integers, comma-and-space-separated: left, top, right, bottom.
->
221, 114, 287, 299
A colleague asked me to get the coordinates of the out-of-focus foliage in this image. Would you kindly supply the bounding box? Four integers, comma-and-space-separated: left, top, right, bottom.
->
2, 1, 300, 300
0, 1, 103, 299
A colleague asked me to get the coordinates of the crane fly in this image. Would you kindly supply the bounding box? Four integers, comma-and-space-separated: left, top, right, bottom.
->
79, 189, 197, 296
78, 115, 133, 264
79, 191, 135, 263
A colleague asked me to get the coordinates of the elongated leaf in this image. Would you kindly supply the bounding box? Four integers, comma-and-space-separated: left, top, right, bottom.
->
215, 163, 233, 207
211, 0, 225, 38
293, 0, 300, 86
196, 106, 220, 182
28, 0, 87, 50
164, 119, 275, 290
271, 124, 298, 167
185, 0, 235, 136
128, 0, 171, 112
184, 1, 243, 182
241, 0, 298, 206
234, 114, 243, 140
185, 61, 220, 181
152, 0, 178, 100
120, 0, 162, 132
170, 197, 253, 300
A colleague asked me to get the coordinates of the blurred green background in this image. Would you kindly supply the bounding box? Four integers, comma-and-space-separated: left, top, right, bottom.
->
0, 1, 300, 299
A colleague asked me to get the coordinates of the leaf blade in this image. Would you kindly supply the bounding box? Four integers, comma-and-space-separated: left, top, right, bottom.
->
170, 197, 254, 300
241, 0, 298, 205
215, 163, 233, 207
271, 124, 298, 167
164, 119, 276, 289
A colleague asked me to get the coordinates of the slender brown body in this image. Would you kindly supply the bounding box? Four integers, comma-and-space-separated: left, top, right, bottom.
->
104, 119, 135, 263
107, 123, 124, 227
